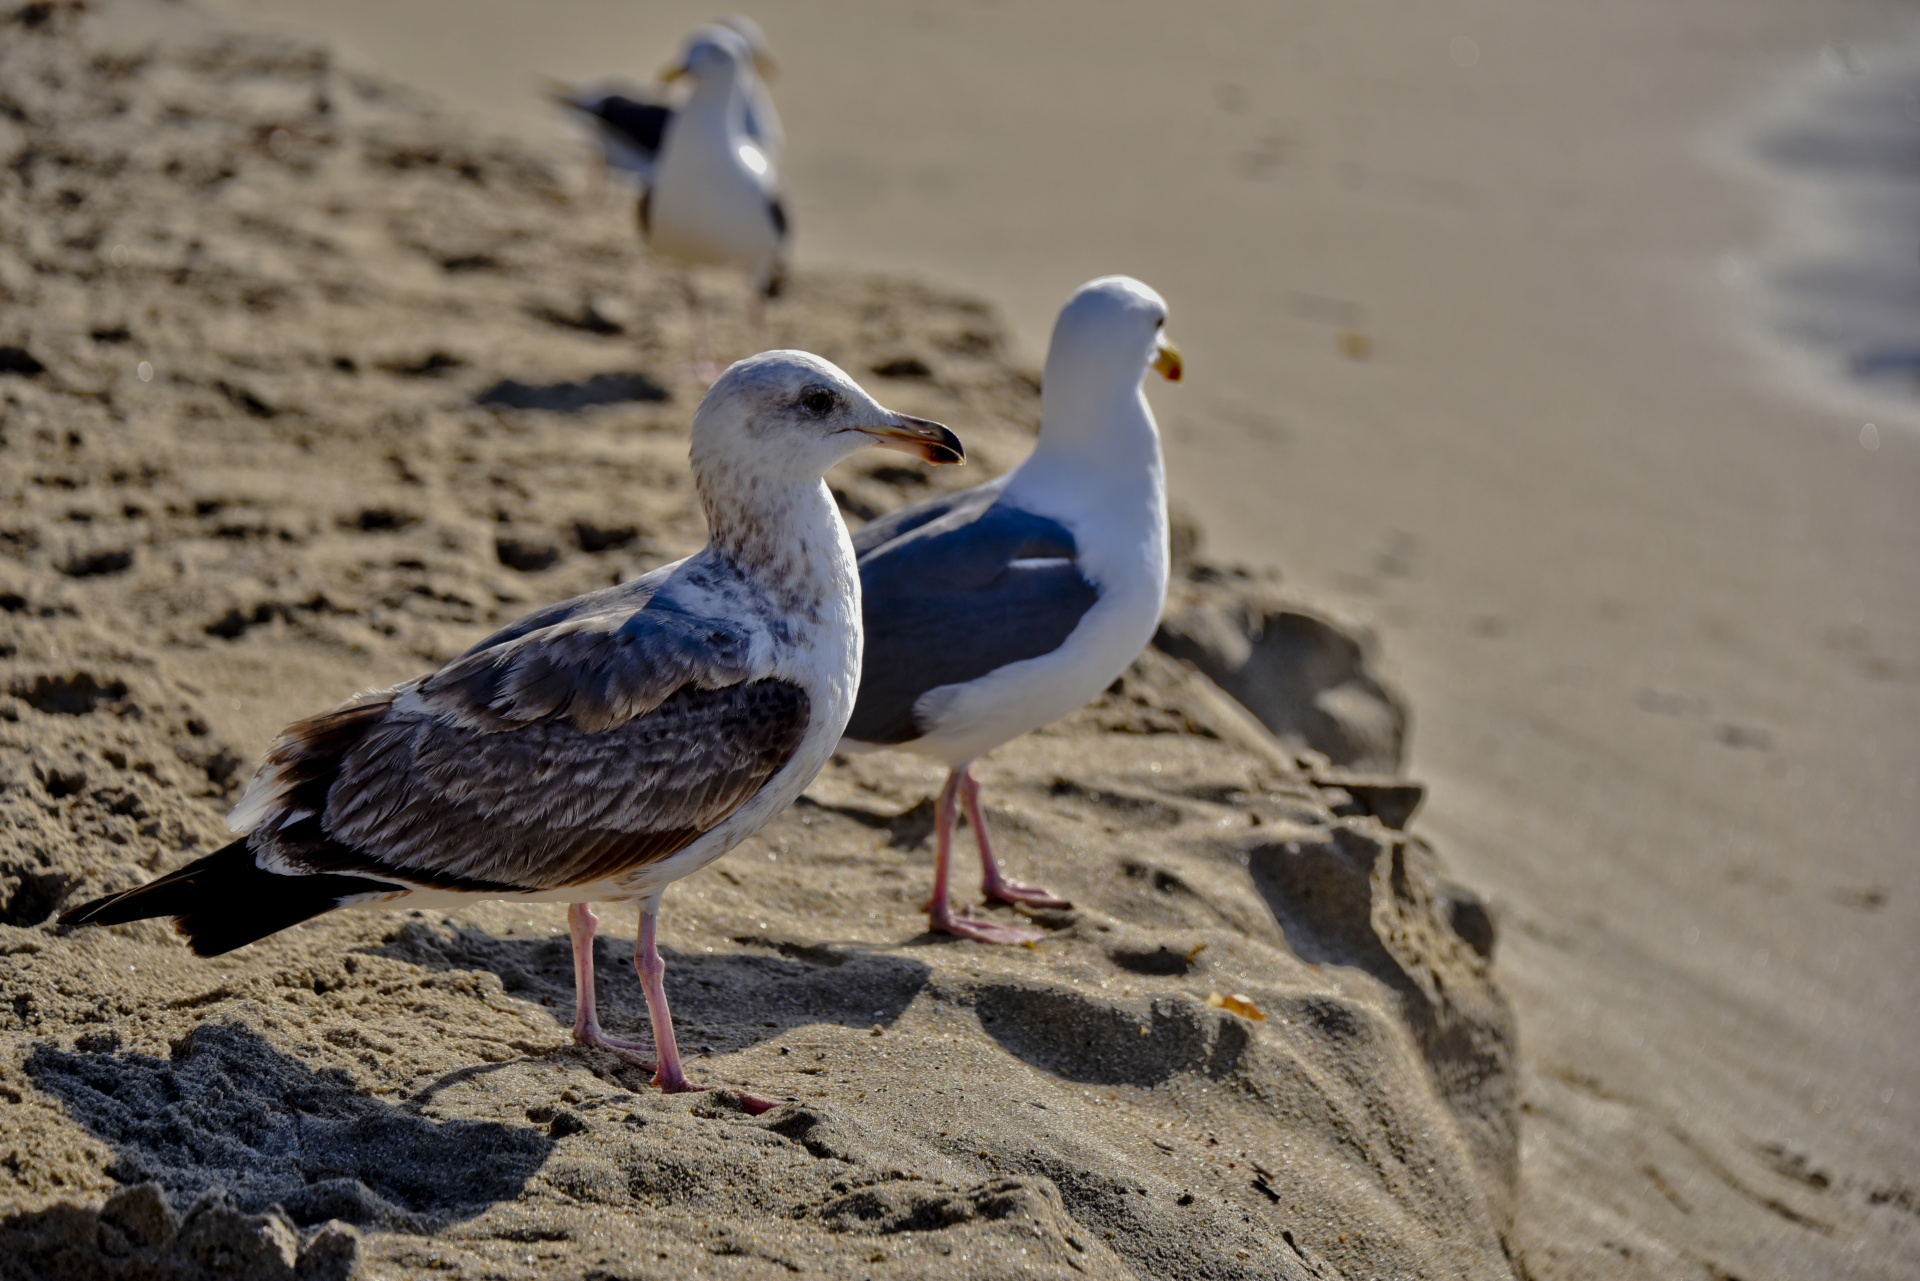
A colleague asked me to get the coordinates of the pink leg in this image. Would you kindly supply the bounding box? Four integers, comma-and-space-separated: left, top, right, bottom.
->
633, 900, 778, 1114
747, 286, 768, 353
964, 767, 1071, 909
568, 903, 657, 1066
682, 274, 718, 384
927, 769, 1043, 944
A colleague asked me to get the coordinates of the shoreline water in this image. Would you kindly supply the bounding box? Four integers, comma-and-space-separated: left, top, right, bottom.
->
1716, 33, 1920, 432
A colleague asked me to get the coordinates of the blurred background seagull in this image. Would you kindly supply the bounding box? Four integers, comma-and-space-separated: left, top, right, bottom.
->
711, 15, 783, 165
554, 17, 782, 186
554, 20, 788, 379
60, 352, 963, 1106
841, 277, 1182, 943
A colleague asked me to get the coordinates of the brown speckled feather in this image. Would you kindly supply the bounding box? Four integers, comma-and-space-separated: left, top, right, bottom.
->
242, 595, 809, 892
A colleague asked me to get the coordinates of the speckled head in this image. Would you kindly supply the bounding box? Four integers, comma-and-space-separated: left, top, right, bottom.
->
690, 350, 963, 490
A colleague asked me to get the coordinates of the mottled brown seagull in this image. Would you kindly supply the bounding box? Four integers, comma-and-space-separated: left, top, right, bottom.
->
61, 351, 963, 1109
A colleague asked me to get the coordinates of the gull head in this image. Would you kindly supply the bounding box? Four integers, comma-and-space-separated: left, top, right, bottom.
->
1046, 276, 1183, 393
663, 25, 753, 86
691, 351, 964, 488
716, 15, 778, 80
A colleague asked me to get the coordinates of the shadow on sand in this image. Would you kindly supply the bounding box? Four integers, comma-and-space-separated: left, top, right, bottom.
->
475, 370, 669, 412
23, 1023, 551, 1231
369, 918, 933, 1054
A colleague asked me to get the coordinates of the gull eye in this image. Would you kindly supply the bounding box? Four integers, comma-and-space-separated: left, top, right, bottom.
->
800, 388, 836, 417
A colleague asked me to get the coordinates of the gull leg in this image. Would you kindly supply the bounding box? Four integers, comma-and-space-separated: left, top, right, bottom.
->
634, 898, 778, 1113
748, 258, 784, 355
568, 902, 657, 1065
927, 768, 1043, 944
682, 273, 718, 385
747, 284, 767, 355
966, 767, 1073, 909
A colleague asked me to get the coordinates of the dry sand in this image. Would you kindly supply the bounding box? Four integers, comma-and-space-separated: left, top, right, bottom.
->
1, 0, 1916, 1277
0, 6, 1516, 1278
181, 1, 1920, 1276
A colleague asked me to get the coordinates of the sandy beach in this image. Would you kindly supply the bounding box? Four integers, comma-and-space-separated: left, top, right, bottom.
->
209, 0, 1920, 1271
3, 0, 1916, 1276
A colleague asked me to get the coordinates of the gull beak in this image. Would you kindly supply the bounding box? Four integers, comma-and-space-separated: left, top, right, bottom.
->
1151, 333, 1184, 382
753, 51, 778, 81
860, 414, 965, 465
659, 61, 690, 84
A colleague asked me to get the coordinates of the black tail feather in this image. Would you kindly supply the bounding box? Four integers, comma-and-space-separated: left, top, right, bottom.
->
58, 838, 400, 957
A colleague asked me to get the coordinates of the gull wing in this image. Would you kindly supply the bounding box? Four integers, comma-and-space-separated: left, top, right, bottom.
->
241, 600, 809, 893
845, 497, 1098, 745
571, 92, 674, 185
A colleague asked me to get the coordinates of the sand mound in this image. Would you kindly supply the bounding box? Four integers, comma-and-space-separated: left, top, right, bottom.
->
0, 5, 1516, 1276
1157, 563, 1410, 775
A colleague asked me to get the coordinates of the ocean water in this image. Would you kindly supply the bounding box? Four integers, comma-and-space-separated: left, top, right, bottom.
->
1748, 43, 1920, 415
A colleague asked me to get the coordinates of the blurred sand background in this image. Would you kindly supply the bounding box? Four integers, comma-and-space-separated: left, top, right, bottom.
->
29, 0, 1920, 1273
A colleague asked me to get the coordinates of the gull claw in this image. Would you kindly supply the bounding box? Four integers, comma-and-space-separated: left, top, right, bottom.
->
984, 879, 1072, 910
929, 904, 1045, 945
730, 1089, 782, 1115
573, 1027, 659, 1072
648, 1072, 781, 1115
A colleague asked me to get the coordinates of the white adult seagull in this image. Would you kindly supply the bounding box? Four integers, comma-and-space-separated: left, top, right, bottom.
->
555, 27, 788, 376
711, 15, 784, 165
841, 277, 1182, 943
556, 18, 782, 187
61, 353, 963, 1106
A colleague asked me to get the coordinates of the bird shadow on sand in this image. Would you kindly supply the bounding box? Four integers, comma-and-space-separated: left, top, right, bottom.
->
22, 1022, 551, 1231
367, 919, 932, 1056
474, 370, 670, 412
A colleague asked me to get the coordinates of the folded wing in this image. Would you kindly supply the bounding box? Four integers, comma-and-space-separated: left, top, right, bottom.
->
846, 499, 1098, 745
243, 601, 808, 893
573, 92, 675, 185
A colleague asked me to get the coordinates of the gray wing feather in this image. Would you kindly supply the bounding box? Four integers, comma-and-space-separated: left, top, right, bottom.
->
454, 564, 674, 661
245, 590, 808, 892
845, 499, 1099, 745
301, 678, 806, 889
580, 94, 673, 185
849, 476, 1007, 557
425, 604, 754, 733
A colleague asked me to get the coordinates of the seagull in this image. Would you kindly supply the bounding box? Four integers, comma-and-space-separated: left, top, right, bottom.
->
556, 18, 782, 187
840, 277, 1182, 944
710, 15, 784, 165
60, 352, 963, 1107
554, 25, 787, 376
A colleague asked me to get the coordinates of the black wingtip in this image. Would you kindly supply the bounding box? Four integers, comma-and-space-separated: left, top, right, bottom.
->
55, 895, 116, 929
58, 838, 401, 956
